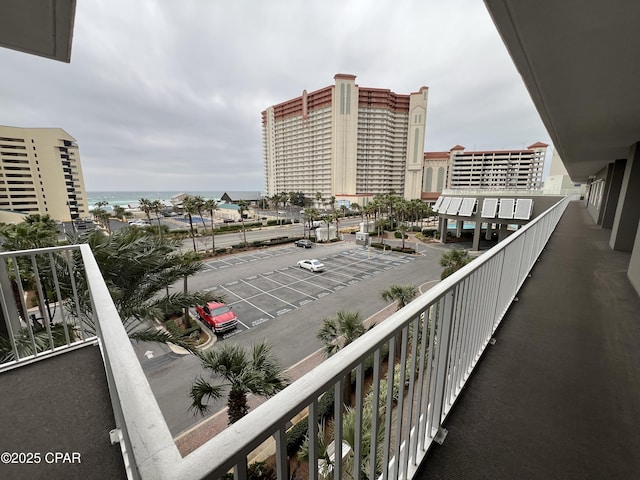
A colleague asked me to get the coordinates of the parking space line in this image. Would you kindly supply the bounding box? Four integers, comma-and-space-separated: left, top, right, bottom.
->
276, 270, 335, 293
218, 285, 270, 326
258, 273, 317, 299
240, 279, 299, 309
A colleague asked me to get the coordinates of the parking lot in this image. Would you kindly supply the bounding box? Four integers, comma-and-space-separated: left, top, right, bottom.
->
199, 245, 414, 340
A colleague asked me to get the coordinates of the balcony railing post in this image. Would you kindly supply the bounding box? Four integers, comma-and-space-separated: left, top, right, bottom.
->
430, 289, 455, 437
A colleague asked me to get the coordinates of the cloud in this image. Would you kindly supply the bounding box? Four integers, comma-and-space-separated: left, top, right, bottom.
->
0, 0, 552, 191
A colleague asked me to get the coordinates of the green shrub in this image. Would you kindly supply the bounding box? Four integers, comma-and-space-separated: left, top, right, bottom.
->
391, 246, 415, 254
285, 389, 335, 457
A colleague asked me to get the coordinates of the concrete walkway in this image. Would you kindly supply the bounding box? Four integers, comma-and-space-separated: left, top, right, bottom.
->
417, 201, 640, 479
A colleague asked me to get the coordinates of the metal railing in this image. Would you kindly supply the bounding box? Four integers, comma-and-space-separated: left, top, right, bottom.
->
0, 195, 571, 480
0, 244, 97, 372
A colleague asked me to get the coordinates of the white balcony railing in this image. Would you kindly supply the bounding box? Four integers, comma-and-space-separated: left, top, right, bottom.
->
0, 196, 571, 479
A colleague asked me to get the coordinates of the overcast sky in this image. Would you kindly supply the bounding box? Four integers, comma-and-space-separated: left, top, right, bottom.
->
0, 0, 552, 192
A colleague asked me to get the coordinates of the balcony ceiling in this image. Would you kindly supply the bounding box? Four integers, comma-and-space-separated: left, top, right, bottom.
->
485, 0, 640, 182
0, 0, 76, 63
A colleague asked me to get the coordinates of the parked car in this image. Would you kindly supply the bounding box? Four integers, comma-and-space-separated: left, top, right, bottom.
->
297, 259, 325, 272
295, 239, 313, 248
195, 301, 238, 334
128, 219, 151, 227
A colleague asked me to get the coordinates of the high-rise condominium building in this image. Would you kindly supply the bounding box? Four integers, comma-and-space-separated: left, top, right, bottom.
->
0, 126, 89, 223
446, 142, 548, 190
262, 74, 428, 206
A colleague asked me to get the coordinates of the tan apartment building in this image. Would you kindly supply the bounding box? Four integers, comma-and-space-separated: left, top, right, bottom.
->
446, 142, 548, 190
0, 126, 89, 223
262, 74, 428, 207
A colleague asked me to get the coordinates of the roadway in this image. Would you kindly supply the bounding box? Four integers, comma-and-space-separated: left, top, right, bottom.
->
133, 238, 447, 437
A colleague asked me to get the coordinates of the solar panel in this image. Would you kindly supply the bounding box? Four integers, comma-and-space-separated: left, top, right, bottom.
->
432, 196, 444, 212
514, 199, 534, 220
446, 197, 463, 215
498, 198, 516, 219
481, 198, 498, 218
438, 197, 452, 213
458, 198, 476, 217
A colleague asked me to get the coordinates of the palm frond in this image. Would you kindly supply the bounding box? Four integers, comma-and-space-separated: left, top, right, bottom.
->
188, 377, 224, 416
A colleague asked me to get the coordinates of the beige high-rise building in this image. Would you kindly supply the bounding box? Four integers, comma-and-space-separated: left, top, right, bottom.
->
0, 126, 89, 223
262, 74, 428, 206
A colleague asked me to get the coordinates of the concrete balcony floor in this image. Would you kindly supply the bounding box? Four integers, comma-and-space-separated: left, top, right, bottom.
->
418, 201, 640, 479
0, 345, 126, 480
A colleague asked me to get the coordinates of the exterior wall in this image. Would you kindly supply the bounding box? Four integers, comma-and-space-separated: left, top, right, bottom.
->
403, 88, 429, 199
333, 74, 359, 196
610, 142, 640, 252
422, 152, 449, 197
585, 165, 609, 223
0, 126, 88, 222
447, 144, 547, 190
262, 75, 428, 201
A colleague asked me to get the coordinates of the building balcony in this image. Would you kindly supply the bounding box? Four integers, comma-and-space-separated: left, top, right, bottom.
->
1, 198, 638, 479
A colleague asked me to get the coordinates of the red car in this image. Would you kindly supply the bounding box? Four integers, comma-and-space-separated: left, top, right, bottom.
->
195, 301, 238, 334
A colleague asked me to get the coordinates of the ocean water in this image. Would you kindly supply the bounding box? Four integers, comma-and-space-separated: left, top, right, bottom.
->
86, 191, 227, 210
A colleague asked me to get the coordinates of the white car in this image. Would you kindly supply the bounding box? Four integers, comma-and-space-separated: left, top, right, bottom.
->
128, 219, 151, 227
297, 259, 325, 272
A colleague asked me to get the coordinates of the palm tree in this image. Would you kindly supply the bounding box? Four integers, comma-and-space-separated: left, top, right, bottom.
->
138, 197, 153, 224
317, 310, 367, 404
151, 200, 164, 240
203, 198, 219, 254
351, 202, 362, 223
440, 249, 472, 279
182, 196, 198, 252
191, 195, 208, 241
92, 207, 111, 233
304, 207, 319, 238
380, 284, 418, 311
111, 205, 126, 222
0, 218, 60, 322
315, 191, 323, 210
189, 341, 289, 424
237, 199, 249, 245
328, 195, 336, 214
63, 228, 218, 351
0, 323, 76, 363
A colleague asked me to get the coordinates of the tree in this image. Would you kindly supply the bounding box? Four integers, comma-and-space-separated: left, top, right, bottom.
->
237, 199, 249, 245
380, 284, 419, 360
315, 191, 323, 210
304, 207, 319, 238
351, 202, 362, 223
0, 215, 58, 250
111, 205, 126, 222
138, 198, 153, 224
0, 323, 75, 364
203, 199, 219, 254
317, 310, 367, 404
0, 216, 60, 322
189, 341, 289, 424
151, 200, 164, 240
92, 207, 111, 233
380, 284, 418, 311
63, 228, 217, 350
182, 196, 198, 252
440, 249, 472, 279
